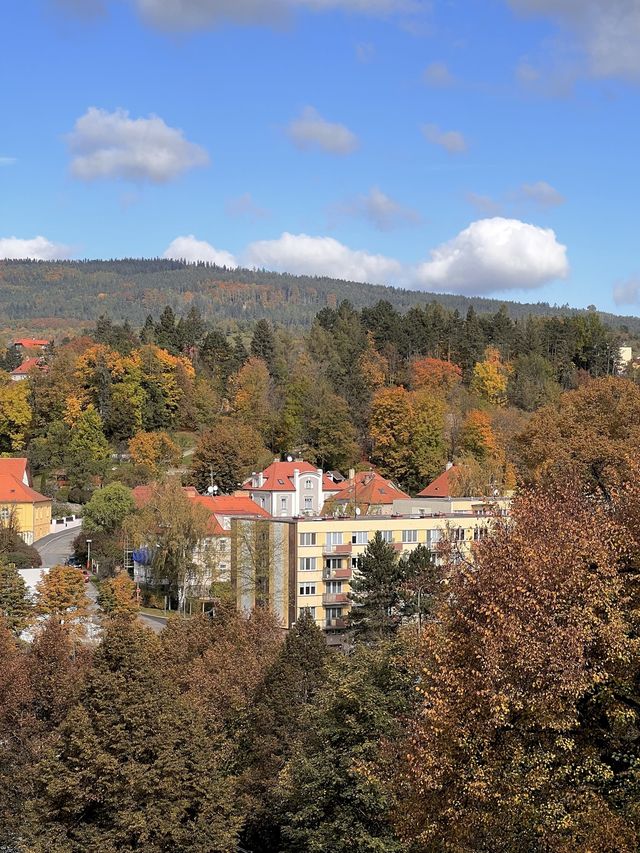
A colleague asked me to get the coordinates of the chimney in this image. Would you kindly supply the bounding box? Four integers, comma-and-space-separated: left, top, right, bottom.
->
257, 472, 264, 487
348, 468, 355, 481
446, 461, 453, 471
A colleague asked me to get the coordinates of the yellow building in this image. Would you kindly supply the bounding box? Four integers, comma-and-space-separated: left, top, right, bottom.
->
231, 510, 495, 642
0, 458, 52, 544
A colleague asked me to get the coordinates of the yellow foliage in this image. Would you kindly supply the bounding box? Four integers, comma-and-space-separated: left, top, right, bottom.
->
471, 347, 511, 406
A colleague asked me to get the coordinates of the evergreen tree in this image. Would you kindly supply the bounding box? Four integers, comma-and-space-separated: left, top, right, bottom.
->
250, 319, 276, 372
0, 558, 31, 635
349, 532, 405, 640
398, 543, 438, 629
278, 642, 414, 853
240, 611, 330, 852
140, 314, 156, 344
21, 619, 241, 852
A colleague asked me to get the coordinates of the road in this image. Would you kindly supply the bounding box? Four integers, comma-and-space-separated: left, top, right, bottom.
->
35, 527, 167, 633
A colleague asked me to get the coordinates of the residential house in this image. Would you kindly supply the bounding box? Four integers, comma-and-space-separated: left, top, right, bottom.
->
10, 356, 46, 382
321, 469, 409, 516
0, 458, 51, 544
394, 465, 511, 516
243, 459, 341, 516
13, 338, 50, 351
231, 509, 497, 644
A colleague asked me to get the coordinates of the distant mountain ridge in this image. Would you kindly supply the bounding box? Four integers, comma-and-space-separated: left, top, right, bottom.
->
1, 258, 638, 335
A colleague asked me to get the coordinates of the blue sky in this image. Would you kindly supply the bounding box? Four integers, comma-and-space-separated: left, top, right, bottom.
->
2, 0, 640, 312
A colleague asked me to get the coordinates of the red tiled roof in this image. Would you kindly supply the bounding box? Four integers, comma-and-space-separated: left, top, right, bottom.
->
418, 466, 456, 497
243, 460, 337, 493
13, 338, 50, 348
131, 485, 268, 532
0, 458, 29, 485
326, 471, 409, 508
10, 357, 44, 376
0, 473, 50, 504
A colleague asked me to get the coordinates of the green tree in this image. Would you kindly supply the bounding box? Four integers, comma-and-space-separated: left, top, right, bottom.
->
82, 483, 136, 534
349, 532, 405, 641
398, 543, 438, 630
240, 612, 330, 852
64, 405, 111, 492
190, 418, 269, 494
250, 319, 276, 373
0, 558, 31, 635
278, 642, 413, 853
20, 619, 241, 852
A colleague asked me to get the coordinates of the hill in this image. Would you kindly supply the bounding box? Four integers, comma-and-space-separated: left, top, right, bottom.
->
1, 258, 638, 336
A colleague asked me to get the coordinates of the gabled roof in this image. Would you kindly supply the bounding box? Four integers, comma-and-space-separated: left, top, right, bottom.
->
0, 473, 50, 504
326, 470, 409, 508
13, 338, 50, 348
418, 466, 457, 498
10, 357, 44, 377
243, 460, 338, 493
0, 458, 29, 485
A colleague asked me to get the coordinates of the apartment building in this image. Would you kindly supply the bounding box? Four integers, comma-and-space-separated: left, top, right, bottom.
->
231, 510, 496, 641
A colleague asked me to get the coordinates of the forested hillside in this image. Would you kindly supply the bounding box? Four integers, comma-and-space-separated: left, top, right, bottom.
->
1, 258, 639, 335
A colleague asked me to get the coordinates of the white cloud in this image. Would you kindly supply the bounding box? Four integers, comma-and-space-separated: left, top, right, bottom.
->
163, 235, 237, 267
225, 192, 269, 220
335, 186, 421, 231
287, 107, 358, 155
67, 107, 209, 183
0, 236, 72, 260
508, 0, 640, 80
613, 277, 640, 306
415, 217, 568, 294
422, 123, 467, 154
519, 180, 565, 207
134, 0, 419, 30
244, 232, 404, 283
423, 61, 455, 87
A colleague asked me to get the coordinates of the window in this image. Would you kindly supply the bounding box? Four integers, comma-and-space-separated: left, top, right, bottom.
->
299, 606, 316, 619
351, 557, 359, 569
300, 557, 316, 571
300, 532, 316, 546
304, 496, 313, 510
326, 580, 342, 593
325, 557, 343, 570
280, 497, 288, 511
326, 606, 343, 623
452, 527, 466, 542
326, 531, 343, 546
351, 531, 368, 545
0, 507, 9, 521
379, 530, 393, 543
402, 529, 418, 544
474, 527, 488, 541
305, 479, 313, 489
427, 529, 442, 549
299, 583, 316, 596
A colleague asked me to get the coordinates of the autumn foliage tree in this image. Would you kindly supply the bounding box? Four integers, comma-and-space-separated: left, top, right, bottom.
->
36, 565, 91, 635
392, 480, 640, 851
98, 572, 140, 617
471, 346, 511, 406
410, 356, 462, 395
190, 418, 269, 494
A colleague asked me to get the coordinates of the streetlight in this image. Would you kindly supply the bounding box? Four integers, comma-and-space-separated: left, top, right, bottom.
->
86, 538, 92, 573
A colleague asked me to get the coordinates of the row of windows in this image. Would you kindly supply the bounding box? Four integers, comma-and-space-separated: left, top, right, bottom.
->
300, 528, 473, 548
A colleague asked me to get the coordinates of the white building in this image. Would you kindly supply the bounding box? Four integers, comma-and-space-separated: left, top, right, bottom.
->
243, 459, 341, 517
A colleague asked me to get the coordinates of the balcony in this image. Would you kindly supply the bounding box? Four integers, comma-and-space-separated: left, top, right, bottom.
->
322, 592, 350, 606
322, 542, 352, 556
325, 617, 348, 630
323, 566, 352, 581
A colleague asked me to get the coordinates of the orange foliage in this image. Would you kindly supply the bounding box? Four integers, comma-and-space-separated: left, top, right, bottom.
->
411, 357, 462, 394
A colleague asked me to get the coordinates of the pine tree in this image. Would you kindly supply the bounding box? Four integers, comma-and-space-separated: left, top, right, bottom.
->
250, 319, 276, 372
239, 611, 330, 852
21, 619, 241, 852
349, 532, 405, 640
0, 558, 31, 635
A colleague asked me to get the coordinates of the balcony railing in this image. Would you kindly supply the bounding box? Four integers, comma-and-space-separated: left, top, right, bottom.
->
322, 592, 350, 606
323, 567, 352, 581
322, 542, 352, 556
325, 617, 348, 629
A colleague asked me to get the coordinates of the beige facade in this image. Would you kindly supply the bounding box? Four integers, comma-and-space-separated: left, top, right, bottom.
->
231, 511, 496, 638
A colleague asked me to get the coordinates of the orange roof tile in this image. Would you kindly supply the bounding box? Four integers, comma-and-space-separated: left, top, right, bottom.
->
13, 338, 50, 348
325, 470, 409, 508
0, 473, 50, 504
10, 357, 44, 376
418, 466, 456, 497
0, 458, 29, 485
243, 460, 337, 493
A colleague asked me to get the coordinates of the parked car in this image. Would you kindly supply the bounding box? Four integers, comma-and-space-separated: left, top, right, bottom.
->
65, 556, 82, 568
